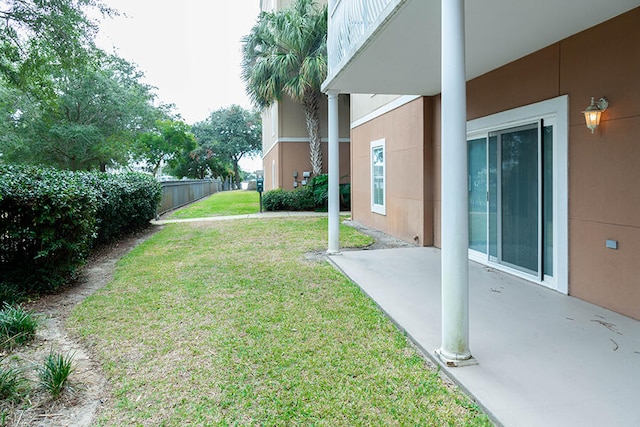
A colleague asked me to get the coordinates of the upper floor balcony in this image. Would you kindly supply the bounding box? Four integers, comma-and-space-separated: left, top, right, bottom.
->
322, 0, 640, 96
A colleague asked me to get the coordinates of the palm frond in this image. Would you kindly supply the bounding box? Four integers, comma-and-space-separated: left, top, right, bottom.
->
240, 0, 327, 107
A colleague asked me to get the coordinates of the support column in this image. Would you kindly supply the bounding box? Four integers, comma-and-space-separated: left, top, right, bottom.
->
436, 0, 475, 366
327, 91, 340, 254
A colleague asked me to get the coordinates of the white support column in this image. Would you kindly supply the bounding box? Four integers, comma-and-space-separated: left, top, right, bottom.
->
327, 90, 340, 254
436, 0, 476, 366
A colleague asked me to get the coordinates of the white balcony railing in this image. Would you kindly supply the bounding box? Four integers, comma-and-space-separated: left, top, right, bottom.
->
327, 0, 397, 74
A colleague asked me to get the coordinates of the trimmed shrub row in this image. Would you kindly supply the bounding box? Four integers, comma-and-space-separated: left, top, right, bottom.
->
79, 172, 161, 243
262, 175, 351, 212
262, 187, 316, 211
0, 164, 161, 298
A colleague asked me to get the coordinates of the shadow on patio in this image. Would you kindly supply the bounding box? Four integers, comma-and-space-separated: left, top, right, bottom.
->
330, 247, 640, 427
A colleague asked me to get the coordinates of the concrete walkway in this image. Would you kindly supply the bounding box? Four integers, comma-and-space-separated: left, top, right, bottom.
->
329, 247, 640, 427
152, 211, 335, 225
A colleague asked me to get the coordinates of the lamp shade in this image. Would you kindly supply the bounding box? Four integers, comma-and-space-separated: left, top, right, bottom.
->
582, 97, 608, 134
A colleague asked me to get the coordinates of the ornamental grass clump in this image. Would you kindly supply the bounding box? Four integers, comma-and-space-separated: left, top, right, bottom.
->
38, 351, 74, 399
0, 303, 39, 350
0, 363, 27, 402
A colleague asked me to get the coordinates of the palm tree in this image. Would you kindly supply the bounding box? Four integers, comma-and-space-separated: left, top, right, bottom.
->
241, 0, 327, 176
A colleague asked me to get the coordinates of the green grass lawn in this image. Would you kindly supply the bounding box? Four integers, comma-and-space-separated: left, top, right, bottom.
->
69, 218, 491, 426
168, 190, 260, 219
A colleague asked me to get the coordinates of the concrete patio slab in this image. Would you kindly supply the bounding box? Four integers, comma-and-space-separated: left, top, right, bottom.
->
329, 247, 640, 427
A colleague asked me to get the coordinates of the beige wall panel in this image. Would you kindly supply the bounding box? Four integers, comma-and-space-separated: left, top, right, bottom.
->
386, 147, 423, 200
385, 197, 425, 243
350, 98, 432, 245
261, 103, 279, 155
317, 94, 351, 139
570, 220, 640, 320
280, 97, 309, 137
467, 44, 560, 121
280, 141, 314, 190
351, 94, 403, 122
432, 95, 442, 248
273, 141, 351, 190
319, 141, 351, 184
569, 117, 640, 226
262, 143, 280, 192
558, 8, 640, 317
560, 7, 640, 128
278, 94, 351, 140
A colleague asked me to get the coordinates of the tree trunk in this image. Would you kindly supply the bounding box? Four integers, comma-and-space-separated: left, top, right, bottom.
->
233, 160, 241, 190
303, 90, 322, 176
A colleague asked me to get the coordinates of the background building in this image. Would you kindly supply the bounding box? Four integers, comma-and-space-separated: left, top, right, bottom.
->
259, 0, 351, 191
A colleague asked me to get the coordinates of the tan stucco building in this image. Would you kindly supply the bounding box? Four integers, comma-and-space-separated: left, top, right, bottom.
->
259, 0, 351, 191
324, 2, 640, 321
261, 95, 351, 191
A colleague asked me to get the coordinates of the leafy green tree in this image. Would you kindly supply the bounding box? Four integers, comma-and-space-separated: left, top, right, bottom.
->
0, 0, 113, 100
193, 105, 261, 189
241, 0, 326, 176
134, 120, 197, 177
1, 52, 162, 171
169, 143, 228, 180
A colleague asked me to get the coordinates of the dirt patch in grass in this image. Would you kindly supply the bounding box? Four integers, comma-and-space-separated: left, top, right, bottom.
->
341, 219, 415, 250
304, 219, 413, 263
1, 226, 160, 426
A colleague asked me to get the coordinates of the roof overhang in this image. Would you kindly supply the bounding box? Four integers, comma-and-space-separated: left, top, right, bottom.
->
322, 0, 640, 95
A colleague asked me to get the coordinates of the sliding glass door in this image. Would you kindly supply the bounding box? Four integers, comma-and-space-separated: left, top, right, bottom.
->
468, 121, 554, 281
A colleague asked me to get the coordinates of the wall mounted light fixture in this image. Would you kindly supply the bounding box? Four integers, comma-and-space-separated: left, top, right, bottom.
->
582, 97, 608, 134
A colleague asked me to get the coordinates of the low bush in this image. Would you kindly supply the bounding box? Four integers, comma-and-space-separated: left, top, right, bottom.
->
0, 165, 98, 293
262, 188, 288, 211
287, 186, 316, 211
310, 174, 329, 208
262, 187, 315, 211
0, 165, 161, 299
340, 182, 351, 210
80, 172, 161, 243
262, 174, 351, 212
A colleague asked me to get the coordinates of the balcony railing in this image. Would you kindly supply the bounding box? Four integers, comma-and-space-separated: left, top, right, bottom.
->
327, 0, 398, 74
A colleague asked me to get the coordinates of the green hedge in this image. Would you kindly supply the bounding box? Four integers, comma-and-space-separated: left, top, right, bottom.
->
0, 165, 98, 294
79, 172, 161, 243
0, 165, 161, 299
262, 175, 350, 212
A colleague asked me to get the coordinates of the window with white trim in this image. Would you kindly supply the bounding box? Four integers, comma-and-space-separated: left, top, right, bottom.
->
371, 139, 386, 215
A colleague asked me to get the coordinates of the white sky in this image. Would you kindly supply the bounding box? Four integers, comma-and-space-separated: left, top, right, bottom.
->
95, 1, 264, 171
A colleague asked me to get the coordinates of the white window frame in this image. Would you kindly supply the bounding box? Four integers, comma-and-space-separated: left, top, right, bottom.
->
370, 138, 386, 215
466, 95, 569, 294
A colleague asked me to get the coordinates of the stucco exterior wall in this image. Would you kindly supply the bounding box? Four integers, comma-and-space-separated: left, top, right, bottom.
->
561, 9, 640, 319
351, 97, 434, 245
261, 103, 279, 157
464, 8, 640, 318
277, 94, 351, 139
351, 94, 403, 122
263, 94, 351, 190
263, 140, 350, 191
351, 7, 640, 319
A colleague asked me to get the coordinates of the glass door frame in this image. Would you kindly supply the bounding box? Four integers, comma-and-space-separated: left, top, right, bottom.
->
466, 96, 569, 294
489, 121, 544, 279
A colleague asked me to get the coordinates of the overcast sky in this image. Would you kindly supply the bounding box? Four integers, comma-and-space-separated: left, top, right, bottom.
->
95, 1, 263, 170
96, 1, 261, 125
